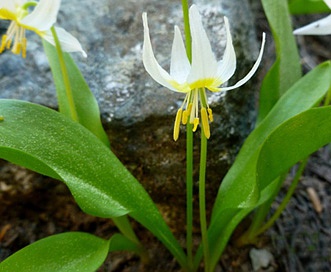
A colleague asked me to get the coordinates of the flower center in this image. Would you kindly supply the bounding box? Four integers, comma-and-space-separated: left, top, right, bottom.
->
0, 21, 27, 58
189, 78, 223, 92
0, 2, 37, 58
173, 88, 214, 141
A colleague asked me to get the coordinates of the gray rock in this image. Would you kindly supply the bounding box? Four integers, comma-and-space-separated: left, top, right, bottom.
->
250, 248, 276, 272
0, 0, 263, 203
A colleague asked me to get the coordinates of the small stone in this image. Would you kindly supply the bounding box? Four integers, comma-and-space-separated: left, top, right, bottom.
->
249, 248, 275, 271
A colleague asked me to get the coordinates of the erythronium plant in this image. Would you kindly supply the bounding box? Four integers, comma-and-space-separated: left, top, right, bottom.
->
144, 3, 266, 271
0, 0, 86, 57
293, 0, 331, 35
143, 4, 266, 140
1, 1, 331, 272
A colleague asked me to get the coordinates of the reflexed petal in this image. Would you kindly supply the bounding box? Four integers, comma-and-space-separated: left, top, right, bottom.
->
42, 27, 87, 57
0, 0, 18, 20
293, 15, 331, 35
142, 12, 180, 92
0, 0, 16, 14
221, 32, 266, 92
324, 0, 331, 9
0, 8, 16, 21
21, 0, 60, 31
216, 16, 236, 83
187, 5, 218, 85
170, 26, 191, 84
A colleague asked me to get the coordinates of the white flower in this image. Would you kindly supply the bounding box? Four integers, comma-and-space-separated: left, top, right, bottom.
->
293, 0, 331, 35
143, 4, 266, 140
0, 0, 86, 58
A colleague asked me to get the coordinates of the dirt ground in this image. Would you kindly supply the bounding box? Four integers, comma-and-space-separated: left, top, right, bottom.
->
1, 3, 331, 272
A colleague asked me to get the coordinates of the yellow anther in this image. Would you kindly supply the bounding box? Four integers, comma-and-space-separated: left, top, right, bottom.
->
22, 38, 27, 58
6, 38, 11, 50
187, 103, 193, 114
182, 103, 193, 125
0, 35, 8, 53
201, 107, 210, 139
192, 118, 199, 132
207, 108, 213, 122
12, 42, 21, 55
182, 110, 188, 125
173, 108, 182, 141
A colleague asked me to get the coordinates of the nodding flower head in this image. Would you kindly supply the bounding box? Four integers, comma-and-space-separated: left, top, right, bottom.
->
142, 4, 265, 140
0, 0, 86, 58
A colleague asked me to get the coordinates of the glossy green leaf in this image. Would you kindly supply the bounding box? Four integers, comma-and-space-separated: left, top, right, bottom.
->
0, 232, 109, 272
257, 0, 301, 124
289, 0, 330, 14
0, 100, 187, 269
257, 107, 331, 190
43, 41, 110, 147
199, 61, 331, 271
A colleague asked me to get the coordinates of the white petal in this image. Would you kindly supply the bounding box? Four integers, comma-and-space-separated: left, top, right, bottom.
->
216, 17, 236, 84
221, 32, 266, 92
0, 0, 16, 12
170, 26, 191, 84
142, 12, 180, 92
324, 0, 331, 9
293, 15, 331, 35
21, 0, 60, 31
0, 0, 20, 20
187, 5, 218, 84
42, 27, 87, 57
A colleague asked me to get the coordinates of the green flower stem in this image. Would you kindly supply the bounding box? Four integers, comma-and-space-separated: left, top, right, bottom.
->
182, 0, 192, 62
255, 158, 308, 236
51, 27, 79, 122
186, 124, 194, 270
199, 131, 209, 272
182, 0, 194, 269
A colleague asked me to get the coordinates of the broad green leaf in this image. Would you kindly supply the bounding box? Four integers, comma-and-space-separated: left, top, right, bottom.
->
0, 232, 109, 272
199, 61, 331, 271
0, 232, 145, 272
0, 100, 187, 269
288, 0, 330, 14
257, 107, 331, 190
43, 41, 110, 147
257, 0, 302, 124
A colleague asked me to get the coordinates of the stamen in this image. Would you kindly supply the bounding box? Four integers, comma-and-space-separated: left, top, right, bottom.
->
22, 38, 27, 58
182, 103, 192, 125
201, 107, 210, 139
207, 108, 213, 122
189, 90, 199, 124
11, 42, 21, 55
6, 38, 12, 50
173, 108, 182, 141
0, 35, 8, 53
12, 42, 21, 55
0, 22, 28, 58
192, 118, 199, 132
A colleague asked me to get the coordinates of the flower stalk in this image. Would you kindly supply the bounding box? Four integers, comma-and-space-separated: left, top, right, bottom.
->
51, 26, 78, 122
182, 1, 194, 269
